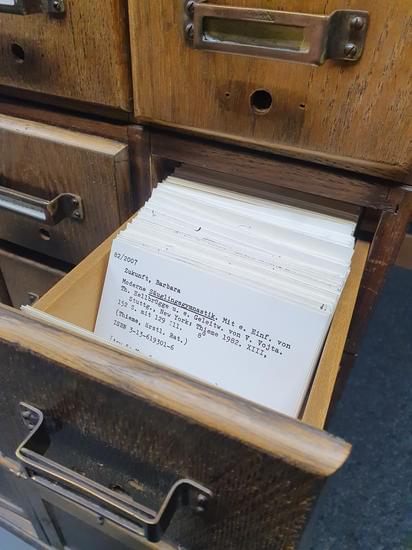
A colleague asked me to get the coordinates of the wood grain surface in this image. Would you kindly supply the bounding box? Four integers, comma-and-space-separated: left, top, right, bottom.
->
150, 130, 399, 211
130, 0, 412, 180
0, 0, 132, 110
0, 114, 132, 264
0, 329, 336, 549
0, 304, 350, 477
346, 187, 412, 354
303, 240, 369, 428
0, 96, 131, 142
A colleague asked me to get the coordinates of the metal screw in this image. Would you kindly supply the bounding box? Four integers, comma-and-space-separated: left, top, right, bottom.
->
52, 0, 63, 11
22, 409, 37, 424
185, 0, 195, 17
72, 210, 81, 219
27, 292, 39, 305
185, 23, 194, 40
194, 494, 208, 514
350, 16, 365, 31
344, 43, 358, 58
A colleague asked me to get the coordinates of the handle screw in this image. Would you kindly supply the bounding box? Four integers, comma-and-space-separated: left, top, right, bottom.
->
344, 43, 358, 58
350, 16, 365, 31
185, 0, 195, 17
194, 493, 208, 514
53, 0, 63, 11
185, 23, 194, 40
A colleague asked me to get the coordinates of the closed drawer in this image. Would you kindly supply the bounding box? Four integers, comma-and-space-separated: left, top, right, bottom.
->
0, 114, 133, 264
0, 245, 67, 307
130, 0, 412, 180
0, 0, 131, 112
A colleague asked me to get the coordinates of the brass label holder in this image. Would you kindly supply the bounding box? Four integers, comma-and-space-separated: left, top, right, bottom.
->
184, 1, 369, 66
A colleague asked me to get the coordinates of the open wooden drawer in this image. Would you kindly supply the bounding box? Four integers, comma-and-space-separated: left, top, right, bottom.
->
0, 133, 410, 549
0, 238, 364, 550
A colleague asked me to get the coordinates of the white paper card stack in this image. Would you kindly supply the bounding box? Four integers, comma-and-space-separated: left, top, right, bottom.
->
94, 176, 357, 417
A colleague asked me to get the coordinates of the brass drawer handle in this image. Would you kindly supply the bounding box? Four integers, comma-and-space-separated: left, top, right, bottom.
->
16, 403, 213, 543
184, 1, 369, 66
0, 184, 83, 225
0, 0, 64, 15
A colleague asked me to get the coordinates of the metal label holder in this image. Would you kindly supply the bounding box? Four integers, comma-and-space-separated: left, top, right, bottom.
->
184, 1, 369, 66
16, 403, 213, 543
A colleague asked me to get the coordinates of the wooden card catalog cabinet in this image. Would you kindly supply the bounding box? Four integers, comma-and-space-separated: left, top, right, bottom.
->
0, 0, 132, 112
129, 0, 412, 181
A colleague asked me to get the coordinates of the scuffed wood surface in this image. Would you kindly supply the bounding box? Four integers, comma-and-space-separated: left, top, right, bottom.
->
0, 305, 350, 477
130, 0, 412, 180
0, 0, 131, 110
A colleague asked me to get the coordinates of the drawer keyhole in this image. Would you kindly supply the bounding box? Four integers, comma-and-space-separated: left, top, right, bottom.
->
250, 89, 273, 115
10, 43, 25, 64
39, 228, 51, 241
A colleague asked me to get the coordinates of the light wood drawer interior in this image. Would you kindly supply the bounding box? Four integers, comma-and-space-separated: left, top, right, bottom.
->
0, 114, 132, 264
0, 245, 67, 308
0, 0, 131, 111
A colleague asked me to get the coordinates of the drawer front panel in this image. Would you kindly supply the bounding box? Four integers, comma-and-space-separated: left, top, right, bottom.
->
130, 0, 412, 179
0, 115, 132, 264
0, 305, 350, 550
0, 345, 318, 549
0, 248, 66, 307
0, 0, 131, 111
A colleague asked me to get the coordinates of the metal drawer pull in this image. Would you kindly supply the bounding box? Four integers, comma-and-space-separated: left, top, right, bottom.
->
0, 0, 64, 14
16, 403, 213, 543
0, 185, 83, 225
184, 1, 369, 66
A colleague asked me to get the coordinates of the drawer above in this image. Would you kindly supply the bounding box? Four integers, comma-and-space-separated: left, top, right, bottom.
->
0, 114, 133, 264
130, 0, 412, 180
0, 0, 131, 112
